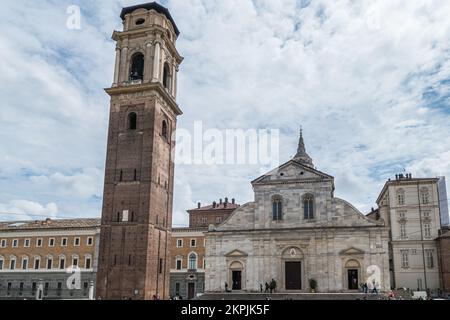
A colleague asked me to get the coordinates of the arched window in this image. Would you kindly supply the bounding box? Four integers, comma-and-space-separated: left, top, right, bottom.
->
129, 53, 144, 81
128, 112, 137, 130
162, 120, 168, 140
272, 195, 283, 221
303, 194, 314, 220
59, 255, 66, 269
420, 187, 429, 204
163, 62, 171, 90
188, 253, 197, 270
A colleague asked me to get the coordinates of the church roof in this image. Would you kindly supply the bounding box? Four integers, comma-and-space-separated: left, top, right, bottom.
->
120, 2, 180, 36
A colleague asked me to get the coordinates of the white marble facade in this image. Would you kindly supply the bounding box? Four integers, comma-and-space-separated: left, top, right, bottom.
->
205, 132, 391, 293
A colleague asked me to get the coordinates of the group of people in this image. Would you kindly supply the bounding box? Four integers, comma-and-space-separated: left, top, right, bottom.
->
260, 279, 277, 293
360, 280, 380, 294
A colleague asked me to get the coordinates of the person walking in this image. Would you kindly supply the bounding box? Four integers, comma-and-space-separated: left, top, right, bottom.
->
265, 282, 269, 293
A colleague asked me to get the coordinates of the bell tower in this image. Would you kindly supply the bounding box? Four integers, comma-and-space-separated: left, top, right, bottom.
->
96, 2, 183, 300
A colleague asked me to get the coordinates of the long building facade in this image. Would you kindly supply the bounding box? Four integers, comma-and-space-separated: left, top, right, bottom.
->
0, 218, 100, 300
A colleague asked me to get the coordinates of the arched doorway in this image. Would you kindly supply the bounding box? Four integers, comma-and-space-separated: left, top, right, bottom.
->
229, 261, 243, 290
281, 247, 304, 291
345, 259, 361, 290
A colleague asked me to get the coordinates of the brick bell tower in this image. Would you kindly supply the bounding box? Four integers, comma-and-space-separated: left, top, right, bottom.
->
96, 3, 183, 300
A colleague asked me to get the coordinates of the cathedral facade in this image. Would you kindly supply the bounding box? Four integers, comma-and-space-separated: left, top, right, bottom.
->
205, 132, 391, 293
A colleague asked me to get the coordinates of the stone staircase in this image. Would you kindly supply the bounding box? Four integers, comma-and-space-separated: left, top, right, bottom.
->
196, 292, 389, 300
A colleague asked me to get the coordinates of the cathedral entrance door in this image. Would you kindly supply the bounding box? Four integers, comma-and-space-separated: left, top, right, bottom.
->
285, 261, 302, 290
232, 271, 242, 290
347, 269, 358, 290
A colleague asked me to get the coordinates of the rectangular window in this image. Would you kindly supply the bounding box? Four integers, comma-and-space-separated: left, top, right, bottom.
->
411, 249, 417, 255
190, 239, 197, 247
44, 283, 49, 296
87, 237, 94, 246
10, 259, 16, 270
22, 258, 28, 270
73, 258, 79, 267
12, 239, 18, 247
0, 259, 3, 270
426, 250, 434, 268
201, 217, 208, 224
272, 200, 282, 221
421, 193, 429, 204
36, 238, 43, 247
32, 282, 37, 295
74, 237, 80, 246
19, 282, 24, 295
57, 282, 62, 296
422, 211, 430, 218
7, 282, 12, 295
176, 239, 183, 247
401, 250, 409, 268
203, 259, 206, 269
61, 237, 68, 246
34, 258, 40, 270
85, 257, 92, 269
49, 238, 55, 247
175, 282, 180, 295
397, 194, 405, 205
47, 258, 53, 270
398, 211, 406, 219
216, 217, 223, 224
24, 239, 30, 247
60, 257, 65, 269
1, 239, 7, 247
424, 224, 431, 238
400, 223, 407, 238
176, 259, 182, 270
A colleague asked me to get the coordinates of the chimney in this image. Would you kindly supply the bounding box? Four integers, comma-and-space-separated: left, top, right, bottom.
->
197, 202, 201, 209
219, 199, 222, 205
213, 201, 216, 208
225, 197, 228, 204
395, 174, 398, 180
232, 198, 235, 204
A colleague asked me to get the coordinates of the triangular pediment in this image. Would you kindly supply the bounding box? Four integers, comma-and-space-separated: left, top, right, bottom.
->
339, 247, 365, 256
225, 249, 248, 257
251, 159, 333, 185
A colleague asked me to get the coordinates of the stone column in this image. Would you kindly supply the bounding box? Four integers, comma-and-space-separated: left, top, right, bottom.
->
119, 44, 129, 83
144, 42, 153, 83
173, 65, 178, 99
89, 280, 95, 300
113, 46, 121, 86
152, 42, 161, 82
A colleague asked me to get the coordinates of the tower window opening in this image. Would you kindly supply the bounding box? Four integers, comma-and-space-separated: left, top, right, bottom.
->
163, 63, 171, 90
129, 53, 144, 81
135, 18, 145, 26
128, 112, 137, 130
162, 120, 168, 140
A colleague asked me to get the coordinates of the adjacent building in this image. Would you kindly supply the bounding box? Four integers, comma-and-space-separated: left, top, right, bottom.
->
437, 227, 450, 295
375, 174, 447, 292
170, 199, 239, 299
205, 131, 391, 293
0, 218, 100, 300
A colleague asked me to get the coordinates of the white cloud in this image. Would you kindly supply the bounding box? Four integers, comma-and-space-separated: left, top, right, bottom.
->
0, 0, 449, 225
0, 200, 58, 221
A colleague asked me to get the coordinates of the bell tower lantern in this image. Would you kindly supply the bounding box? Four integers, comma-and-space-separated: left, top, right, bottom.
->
97, 2, 183, 300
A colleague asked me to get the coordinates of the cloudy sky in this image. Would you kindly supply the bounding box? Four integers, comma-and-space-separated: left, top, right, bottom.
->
1, 0, 449, 226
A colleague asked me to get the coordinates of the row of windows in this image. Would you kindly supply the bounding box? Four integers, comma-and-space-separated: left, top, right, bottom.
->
127, 112, 169, 139
1, 281, 91, 297
398, 210, 431, 219
399, 223, 433, 238
0, 236, 93, 249
175, 238, 205, 248
0, 255, 92, 271
272, 194, 315, 221
199, 217, 223, 224
400, 250, 434, 268
396, 188, 430, 206
175, 253, 205, 271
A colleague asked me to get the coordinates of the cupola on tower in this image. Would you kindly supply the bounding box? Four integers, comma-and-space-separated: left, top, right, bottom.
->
96, 2, 183, 300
